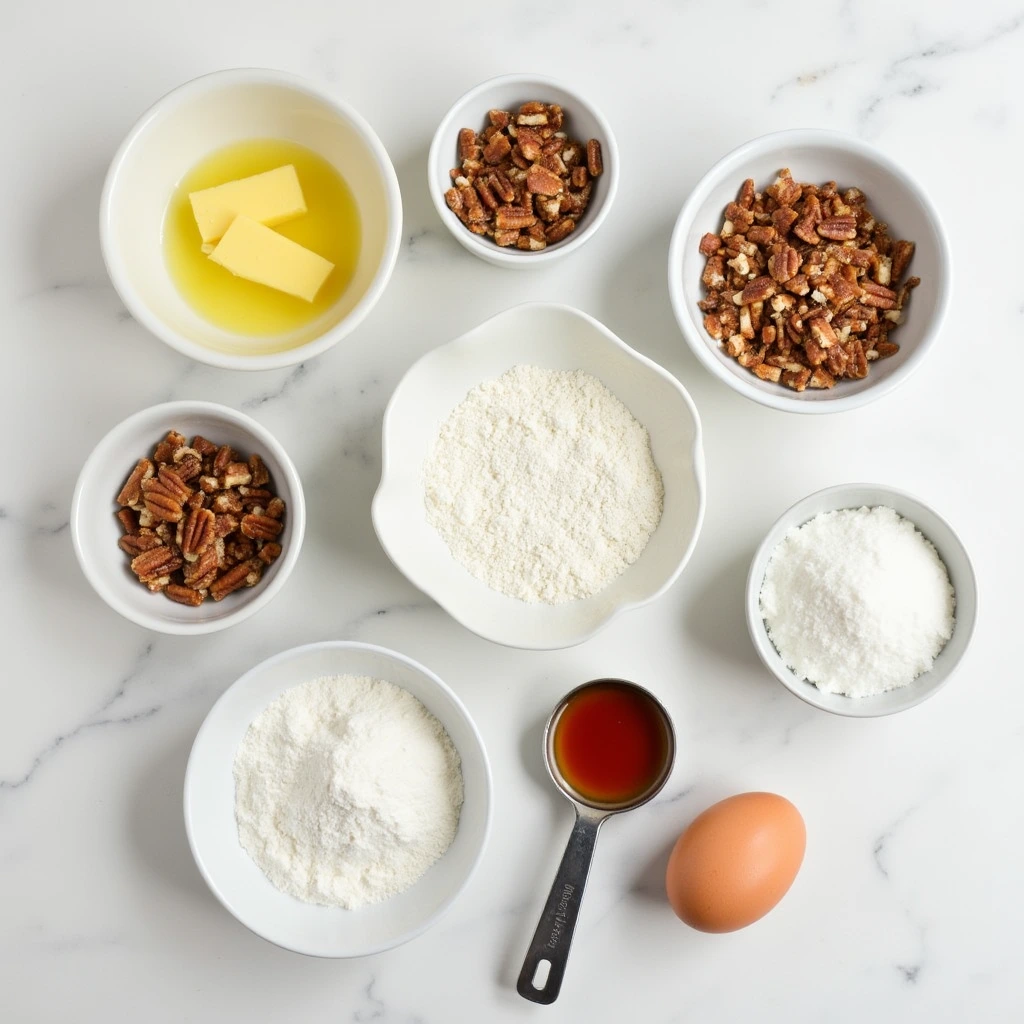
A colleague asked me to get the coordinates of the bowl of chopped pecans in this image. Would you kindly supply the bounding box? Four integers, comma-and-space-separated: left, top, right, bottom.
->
428, 74, 619, 266
668, 129, 951, 412
71, 400, 305, 634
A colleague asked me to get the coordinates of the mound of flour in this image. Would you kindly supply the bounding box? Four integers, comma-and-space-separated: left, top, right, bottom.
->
233, 674, 464, 909
423, 365, 664, 604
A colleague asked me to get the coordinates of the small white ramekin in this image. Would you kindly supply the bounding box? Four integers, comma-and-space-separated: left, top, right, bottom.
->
71, 400, 305, 634
668, 129, 951, 413
746, 483, 977, 717
101, 68, 403, 370
428, 74, 619, 268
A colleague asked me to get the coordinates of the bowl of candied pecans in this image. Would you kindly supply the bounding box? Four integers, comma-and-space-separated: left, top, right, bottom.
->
428, 74, 619, 266
668, 129, 950, 412
71, 401, 305, 634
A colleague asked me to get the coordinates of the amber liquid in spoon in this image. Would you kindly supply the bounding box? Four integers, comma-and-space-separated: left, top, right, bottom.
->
552, 681, 669, 805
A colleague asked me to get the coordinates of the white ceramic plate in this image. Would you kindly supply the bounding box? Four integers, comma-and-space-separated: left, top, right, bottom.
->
746, 484, 978, 717
372, 303, 706, 650
184, 641, 492, 958
668, 129, 951, 413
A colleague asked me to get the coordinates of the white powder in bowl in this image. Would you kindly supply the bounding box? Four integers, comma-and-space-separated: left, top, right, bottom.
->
759, 506, 955, 697
233, 674, 464, 909
423, 365, 664, 604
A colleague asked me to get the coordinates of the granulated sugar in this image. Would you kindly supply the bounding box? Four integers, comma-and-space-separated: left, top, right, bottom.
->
759, 506, 955, 697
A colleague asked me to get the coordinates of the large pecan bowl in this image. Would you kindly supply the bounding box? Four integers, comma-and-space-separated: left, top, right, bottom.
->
668, 130, 951, 413
71, 401, 305, 634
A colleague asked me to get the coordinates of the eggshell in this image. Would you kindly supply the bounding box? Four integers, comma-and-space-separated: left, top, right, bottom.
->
665, 792, 805, 933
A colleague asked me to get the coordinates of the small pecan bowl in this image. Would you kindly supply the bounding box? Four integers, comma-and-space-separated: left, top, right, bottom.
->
668, 130, 951, 413
71, 401, 305, 634
428, 74, 619, 267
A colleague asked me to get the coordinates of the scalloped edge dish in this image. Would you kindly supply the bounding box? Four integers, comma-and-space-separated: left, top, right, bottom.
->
371, 302, 707, 650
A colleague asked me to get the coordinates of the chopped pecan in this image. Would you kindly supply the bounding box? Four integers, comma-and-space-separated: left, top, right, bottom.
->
220, 462, 252, 489
157, 465, 192, 502
165, 584, 205, 607
116, 459, 154, 507
210, 559, 263, 601
212, 445, 234, 476
258, 542, 283, 565
586, 139, 603, 177
545, 218, 576, 243
141, 480, 183, 523
525, 164, 563, 196
152, 431, 185, 464
240, 513, 284, 541
699, 233, 721, 256
130, 545, 182, 583
180, 508, 216, 558
184, 546, 219, 590
890, 240, 915, 282
768, 246, 800, 283
118, 532, 162, 557
482, 132, 511, 165
116, 508, 139, 534
211, 490, 243, 514
740, 277, 776, 304
495, 205, 536, 230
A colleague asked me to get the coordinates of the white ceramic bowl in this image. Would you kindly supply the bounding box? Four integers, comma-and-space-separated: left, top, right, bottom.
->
668, 129, 951, 413
428, 74, 619, 267
101, 68, 402, 370
372, 303, 706, 650
746, 484, 977, 717
71, 400, 305, 634
184, 641, 492, 958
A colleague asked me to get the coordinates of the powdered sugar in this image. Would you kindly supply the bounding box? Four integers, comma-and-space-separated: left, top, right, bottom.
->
423, 365, 664, 604
759, 506, 955, 697
233, 674, 463, 909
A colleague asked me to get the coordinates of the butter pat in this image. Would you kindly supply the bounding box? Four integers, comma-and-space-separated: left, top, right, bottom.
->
207, 216, 334, 302
189, 166, 306, 248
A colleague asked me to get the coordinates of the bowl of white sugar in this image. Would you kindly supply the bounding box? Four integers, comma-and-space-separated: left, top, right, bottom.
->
746, 484, 977, 717
372, 302, 706, 650
184, 641, 491, 957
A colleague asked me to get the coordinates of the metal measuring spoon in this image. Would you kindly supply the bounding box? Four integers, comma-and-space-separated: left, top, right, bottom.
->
516, 678, 676, 1005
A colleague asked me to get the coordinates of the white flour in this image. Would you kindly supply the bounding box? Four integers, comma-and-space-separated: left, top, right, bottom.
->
233, 674, 463, 909
759, 506, 955, 697
423, 365, 664, 604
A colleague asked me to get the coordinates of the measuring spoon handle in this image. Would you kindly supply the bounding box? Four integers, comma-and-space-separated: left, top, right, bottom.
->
517, 809, 605, 1004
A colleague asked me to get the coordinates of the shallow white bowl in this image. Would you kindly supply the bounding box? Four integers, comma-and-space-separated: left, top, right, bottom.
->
101, 68, 402, 370
668, 129, 951, 413
372, 303, 706, 650
746, 484, 977, 717
71, 400, 305, 635
428, 74, 619, 267
184, 641, 492, 958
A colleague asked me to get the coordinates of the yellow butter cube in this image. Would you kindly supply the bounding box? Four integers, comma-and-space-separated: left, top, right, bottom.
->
189, 165, 306, 248
207, 216, 334, 302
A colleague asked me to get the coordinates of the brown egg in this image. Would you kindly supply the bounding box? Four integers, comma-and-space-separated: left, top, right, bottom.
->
665, 792, 805, 933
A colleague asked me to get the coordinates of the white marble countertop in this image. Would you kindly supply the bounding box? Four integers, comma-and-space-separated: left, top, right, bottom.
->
3, 1, 1021, 1020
